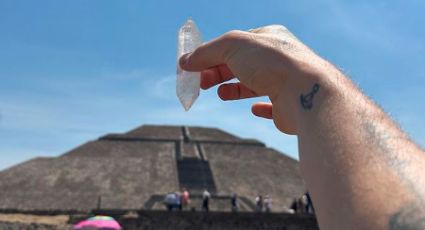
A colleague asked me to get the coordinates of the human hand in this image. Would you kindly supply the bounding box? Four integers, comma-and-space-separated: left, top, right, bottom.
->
179, 25, 332, 134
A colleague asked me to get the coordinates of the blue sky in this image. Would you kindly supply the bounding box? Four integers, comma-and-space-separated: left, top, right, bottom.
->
0, 0, 424, 170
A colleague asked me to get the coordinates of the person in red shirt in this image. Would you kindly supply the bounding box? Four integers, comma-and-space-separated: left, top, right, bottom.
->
181, 187, 190, 210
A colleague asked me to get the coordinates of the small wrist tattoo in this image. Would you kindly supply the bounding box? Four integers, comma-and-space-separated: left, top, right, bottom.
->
300, 83, 320, 110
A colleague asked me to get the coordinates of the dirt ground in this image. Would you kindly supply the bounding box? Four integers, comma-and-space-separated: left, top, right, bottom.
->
0, 213, 69, 225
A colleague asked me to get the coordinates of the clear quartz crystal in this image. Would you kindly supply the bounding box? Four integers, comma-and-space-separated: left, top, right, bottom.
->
176, 19, 202, 111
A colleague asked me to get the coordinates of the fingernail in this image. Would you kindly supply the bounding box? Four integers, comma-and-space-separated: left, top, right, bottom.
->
179, 53, 191, 67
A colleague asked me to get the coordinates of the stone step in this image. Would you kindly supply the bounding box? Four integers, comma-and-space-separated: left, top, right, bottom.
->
177, 158, 217, 193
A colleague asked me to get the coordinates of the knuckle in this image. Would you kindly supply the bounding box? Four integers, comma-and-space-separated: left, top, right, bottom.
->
268, 24, 288, 31
219, 30, 250, 62
249, 25, 288, 34
222, 30, 246, 42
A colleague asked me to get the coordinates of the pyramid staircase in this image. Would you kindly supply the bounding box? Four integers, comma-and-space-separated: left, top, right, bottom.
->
176, 127, 217, 194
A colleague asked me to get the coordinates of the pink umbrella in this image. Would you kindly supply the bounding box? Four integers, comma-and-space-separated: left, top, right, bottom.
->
74, 215, 122, 230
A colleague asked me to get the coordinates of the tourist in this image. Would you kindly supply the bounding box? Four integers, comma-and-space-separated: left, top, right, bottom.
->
231, 193, 239, 212
255, 195, 263, 212
289, 196, 309, 214
163, 192, 172, 211
179, 24, 425, 229
181, 187, 190, 210
264, 195, 272, 213
290, 198, 298, 214
305, 192, 315, 214
163, 192, 180, 211
202, 189, 211, 212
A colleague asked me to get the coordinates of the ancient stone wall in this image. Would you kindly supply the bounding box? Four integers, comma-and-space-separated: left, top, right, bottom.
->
121, 211, 319, 230
1, 211, 318, 230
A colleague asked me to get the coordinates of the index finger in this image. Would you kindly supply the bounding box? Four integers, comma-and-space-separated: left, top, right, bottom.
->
179, 30, 249, 71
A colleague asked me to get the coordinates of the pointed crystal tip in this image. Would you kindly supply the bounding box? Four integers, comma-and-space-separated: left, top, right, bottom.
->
176, 18, 202, 111
181, 100, 193, 111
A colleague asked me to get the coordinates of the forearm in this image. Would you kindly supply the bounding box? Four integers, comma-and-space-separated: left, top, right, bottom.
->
293, 64, 425, 229
179, 25, 425, 228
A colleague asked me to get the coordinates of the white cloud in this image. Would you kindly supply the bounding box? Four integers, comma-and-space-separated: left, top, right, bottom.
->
0, 68, 299, 170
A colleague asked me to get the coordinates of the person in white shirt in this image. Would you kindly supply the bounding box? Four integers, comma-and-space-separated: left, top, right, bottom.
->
202, 189, 211, 212
264, 195, 272, 213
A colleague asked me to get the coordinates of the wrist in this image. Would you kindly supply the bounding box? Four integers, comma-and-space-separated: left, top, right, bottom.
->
285, 61, 347, 134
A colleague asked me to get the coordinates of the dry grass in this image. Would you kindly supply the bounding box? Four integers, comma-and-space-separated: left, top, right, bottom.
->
0, 213, 68, 225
